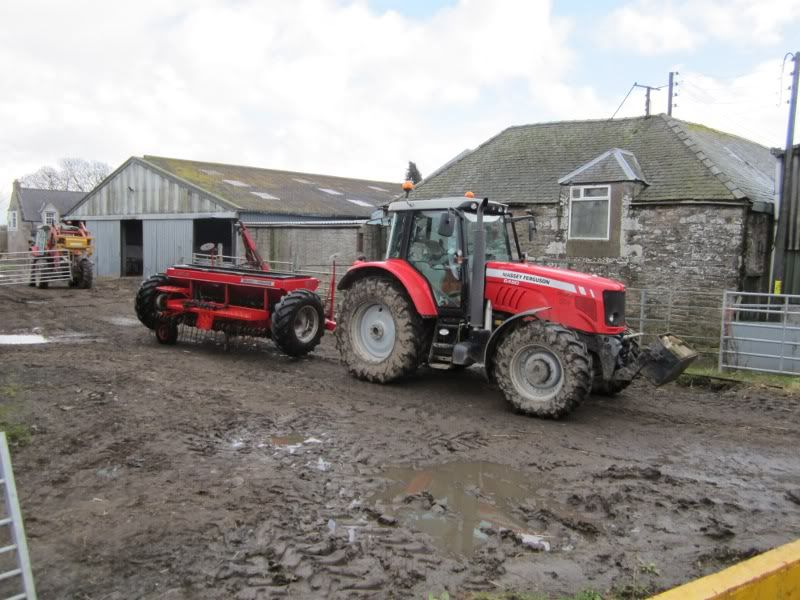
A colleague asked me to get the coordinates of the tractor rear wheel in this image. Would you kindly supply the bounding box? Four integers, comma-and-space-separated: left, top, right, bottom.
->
336, 277, 426, 382
494, 320, 592, 418
155, 319, 178, 345
271, 290, 325, 357
135, 274, 169, 329
78, 258, 93, 289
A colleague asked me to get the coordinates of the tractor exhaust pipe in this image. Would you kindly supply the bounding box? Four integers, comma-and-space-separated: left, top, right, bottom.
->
469, 197, 490, 328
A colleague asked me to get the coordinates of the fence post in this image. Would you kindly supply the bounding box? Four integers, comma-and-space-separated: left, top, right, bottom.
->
666, 289, 673, 333
718, 291, 728, 372
639, 289, 647, 337
779, 296, 788, 373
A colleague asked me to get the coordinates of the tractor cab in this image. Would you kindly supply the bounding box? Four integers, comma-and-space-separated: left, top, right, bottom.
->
383, 196, 515, 311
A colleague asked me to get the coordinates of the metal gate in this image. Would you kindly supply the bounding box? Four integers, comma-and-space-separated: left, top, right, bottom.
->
0, 432, 37, 599
719, 291, 800, 375
0, 251, 71, 287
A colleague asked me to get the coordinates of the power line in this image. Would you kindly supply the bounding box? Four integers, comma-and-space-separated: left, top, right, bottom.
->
609, 83, 635, 119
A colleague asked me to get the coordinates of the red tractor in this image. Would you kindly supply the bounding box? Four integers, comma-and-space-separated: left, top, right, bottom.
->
335, 192, 696, 418
135, 221, 335, 356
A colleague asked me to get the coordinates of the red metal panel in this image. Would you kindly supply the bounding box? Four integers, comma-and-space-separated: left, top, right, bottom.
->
339, 259, 438, 317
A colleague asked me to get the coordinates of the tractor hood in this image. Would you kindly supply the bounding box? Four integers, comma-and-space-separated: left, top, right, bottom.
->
486, 261, 626, 296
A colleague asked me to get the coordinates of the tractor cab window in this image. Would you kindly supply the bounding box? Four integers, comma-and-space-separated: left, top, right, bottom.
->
385, 212, 408, 259
408, 210, 463, 308
464, 213, 512, 262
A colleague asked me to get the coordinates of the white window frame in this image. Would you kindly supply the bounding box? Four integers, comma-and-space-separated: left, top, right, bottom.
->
8, 210, 18, 231
568, 185, 611, 241
44, 210, 56, 225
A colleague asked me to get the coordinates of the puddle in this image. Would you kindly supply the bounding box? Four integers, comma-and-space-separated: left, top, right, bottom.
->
103, 316, 140, 327
0, 332, 104, 345
271, 435, 307, 447
0, 334, 48, 345
370, 461, 546, 555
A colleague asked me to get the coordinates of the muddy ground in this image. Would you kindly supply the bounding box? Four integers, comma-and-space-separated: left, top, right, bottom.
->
0, 279, 798, 599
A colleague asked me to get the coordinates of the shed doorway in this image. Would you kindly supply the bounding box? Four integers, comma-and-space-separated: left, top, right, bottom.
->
121, 220, 143, 276
194, 219, 234, 258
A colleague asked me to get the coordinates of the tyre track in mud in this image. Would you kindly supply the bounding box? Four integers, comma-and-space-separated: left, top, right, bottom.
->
1, 280, 799, 598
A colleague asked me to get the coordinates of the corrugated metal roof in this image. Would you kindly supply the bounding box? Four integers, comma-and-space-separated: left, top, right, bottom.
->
142, 156, 399, 218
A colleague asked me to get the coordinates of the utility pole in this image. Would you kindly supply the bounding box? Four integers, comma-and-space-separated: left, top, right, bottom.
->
667, 71, 677, 116
634, 82, 666, 117
772, 51, 799, 295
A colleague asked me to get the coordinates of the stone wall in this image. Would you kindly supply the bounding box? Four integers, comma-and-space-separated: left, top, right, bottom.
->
517, 183, 748, 292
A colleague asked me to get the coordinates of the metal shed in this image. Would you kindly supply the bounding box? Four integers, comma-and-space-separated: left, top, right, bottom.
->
67, 156, 397, 278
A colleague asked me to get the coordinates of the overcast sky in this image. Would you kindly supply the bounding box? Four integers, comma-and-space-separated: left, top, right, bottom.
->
2, 0, 799, 221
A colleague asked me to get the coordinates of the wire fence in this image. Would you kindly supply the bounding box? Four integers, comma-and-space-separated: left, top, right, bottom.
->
625, 288, 725, 363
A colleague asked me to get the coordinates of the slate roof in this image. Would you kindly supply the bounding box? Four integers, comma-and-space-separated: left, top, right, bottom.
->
142, 156, 398, 218
411, 114, 776, 207
15, 187, 86, 223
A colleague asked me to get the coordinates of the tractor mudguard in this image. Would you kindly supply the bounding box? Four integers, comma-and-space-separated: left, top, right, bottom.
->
483, 307, 550, 379
337, 260, 438, 317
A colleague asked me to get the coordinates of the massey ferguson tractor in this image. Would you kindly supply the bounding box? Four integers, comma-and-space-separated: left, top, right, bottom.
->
30, 220, 94, 289
134, 221, 334, 356
335, 190, 696, 418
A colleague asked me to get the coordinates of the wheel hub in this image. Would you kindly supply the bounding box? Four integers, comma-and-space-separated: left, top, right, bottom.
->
352, 302, 395, 362
293, 305, 319, 344
510, 344, 564, 402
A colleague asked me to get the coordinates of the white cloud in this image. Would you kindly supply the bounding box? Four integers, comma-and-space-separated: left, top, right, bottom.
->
0, 0, 575, 219
672, 61, 790, 148
600, 0, 800, 55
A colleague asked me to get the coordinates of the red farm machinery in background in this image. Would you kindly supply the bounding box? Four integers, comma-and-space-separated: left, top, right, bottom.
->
135, 221, 336, 356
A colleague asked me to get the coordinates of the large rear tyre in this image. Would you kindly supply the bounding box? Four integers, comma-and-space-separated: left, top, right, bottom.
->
494, 320, 592, 418
78, 258, 93, 289
135, 274, 169, 329
271, 290, 325, 357
335, 277, 426, 382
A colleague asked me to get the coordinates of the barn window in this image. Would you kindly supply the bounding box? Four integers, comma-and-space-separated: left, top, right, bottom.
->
8, 210, 17, 231
44, 210, 56, 225
357, 232, 364, 252
568, 185, 610, 240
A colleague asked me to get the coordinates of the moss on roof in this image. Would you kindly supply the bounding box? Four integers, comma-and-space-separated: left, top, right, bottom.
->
142, 156, 399, 218
411, 114, 775, 206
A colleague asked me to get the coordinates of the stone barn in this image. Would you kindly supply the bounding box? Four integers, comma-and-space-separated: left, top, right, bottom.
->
67, 156, 397, 277
410, 114, 776, 294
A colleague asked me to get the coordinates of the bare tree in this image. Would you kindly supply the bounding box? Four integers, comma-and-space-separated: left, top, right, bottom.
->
21, 158, 111, 192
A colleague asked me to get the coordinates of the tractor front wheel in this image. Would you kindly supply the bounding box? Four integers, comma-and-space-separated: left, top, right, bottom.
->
155, 319, 178, 345
271, 290, 325, 357
135, 274, 169, 329
494, 320, 592, 418
78, 258, 93, 289
335, 277, 426, 382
